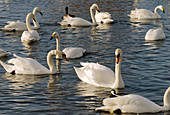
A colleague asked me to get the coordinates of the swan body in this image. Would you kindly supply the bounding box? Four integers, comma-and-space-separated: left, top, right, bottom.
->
59, 4, 98, 26
0, 50, 68, 75
74, 48, 124, 88
0, 49, 9, 57
96, 87, 170, 113
50, 32, 86, 59
145, 28, 165, 41
62, 47, 86, 59
94, 4, 113, 24
128, 5, 165, 19
21, 13, 40, 42
0, 7, 42, 32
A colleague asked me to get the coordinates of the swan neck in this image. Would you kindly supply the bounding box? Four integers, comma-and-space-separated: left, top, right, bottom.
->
47, 50, 56, 74
114, 60, 124, 88
33, 10, 40, 28
90, 7, 97, 25
26, 14, 33, 32
56, 37, 60, 51
164, 87, 170, 109
154, 6, 161, 18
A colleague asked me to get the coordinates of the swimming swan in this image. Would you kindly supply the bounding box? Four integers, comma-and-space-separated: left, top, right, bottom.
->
59, 4, 99, 26
0, 7, 42, 32
0, 50, 68, 75
74, 48, 124, 88
21, 13, 40, 43
145, 28, 165, 41
95, 4, 113, 24
50, 32, 86, 59
128, 5, 165, 19
96, 87, 170, 113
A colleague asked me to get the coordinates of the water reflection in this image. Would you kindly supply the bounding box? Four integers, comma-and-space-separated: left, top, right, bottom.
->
2, 73, 48, 89
47, 74, 62, 88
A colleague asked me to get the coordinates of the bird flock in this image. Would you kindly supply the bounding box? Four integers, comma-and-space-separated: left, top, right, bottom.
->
0, 3, 169, 114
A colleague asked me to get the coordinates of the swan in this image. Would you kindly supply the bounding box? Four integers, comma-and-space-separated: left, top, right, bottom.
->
0, 50, 68, 75
94, 4, 113, 24
21, 13, 40, 43
50, 32, 86, 59
96, 87, 170, 113
0, 49, 9, 57
74, 48, 124, 88
145, 28, 165, 41
0, 7, 42, 32
62, 6, 75, 19
128, 5, 165, 19
59, 4, 99, 26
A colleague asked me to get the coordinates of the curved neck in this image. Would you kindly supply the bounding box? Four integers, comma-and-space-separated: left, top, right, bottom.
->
47, 50, 57, 74
26, 14, 33, 32
114, 60, 124, 88
154, 6, 161, 18
164, 88, 170, 109
56, 37, 60, 51
33, 9, 40, 28
90, 7, 97, 25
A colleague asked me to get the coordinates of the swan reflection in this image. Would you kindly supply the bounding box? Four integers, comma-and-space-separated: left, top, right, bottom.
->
2, 73, 48, 89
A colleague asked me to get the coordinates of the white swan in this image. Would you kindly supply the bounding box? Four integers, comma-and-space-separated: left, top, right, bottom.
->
21, 13, 40, 43
0, 50, 68, 75
95, 4, 113, 24
0, 49, 9, 57
59, 4, 98, 26
74, 48, 124, 88
128, 5, 165, 19
0, 7, 42, 32
50, 32, 86, 59
96, 87, 170, 113
145, 28, 165, 41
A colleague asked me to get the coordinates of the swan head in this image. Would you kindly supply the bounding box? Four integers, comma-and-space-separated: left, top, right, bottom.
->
157, 5, 165, 13
90, 4, 100, 12
110, 89, 117, 97
50, 32, 59, 40
115, 48, 122, 64
27, 13, 36, 22
33, 7, 43, 15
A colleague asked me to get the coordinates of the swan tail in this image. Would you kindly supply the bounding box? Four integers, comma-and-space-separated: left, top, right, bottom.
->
0, 60, 15, 73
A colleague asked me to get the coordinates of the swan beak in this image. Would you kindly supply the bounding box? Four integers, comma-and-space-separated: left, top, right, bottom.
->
33, 17, 36, 22
50, 34, 55, 40
162, 8, 165, 13
62, 54, 69, 61
39, 11, 43, 16
116, 54, 120, 64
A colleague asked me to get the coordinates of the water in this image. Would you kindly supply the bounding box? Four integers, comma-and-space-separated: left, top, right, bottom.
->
0, 0, 170, 114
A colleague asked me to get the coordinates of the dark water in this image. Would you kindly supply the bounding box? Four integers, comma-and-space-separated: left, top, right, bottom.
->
0, 0, 170, 114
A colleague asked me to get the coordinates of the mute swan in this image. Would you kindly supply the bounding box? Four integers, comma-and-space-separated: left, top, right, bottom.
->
50, 32, 86, 59
95, 4, 113, 24
74, 48, 124, 88
96, 87, 170, 113
59, 4, 99, 26
0, 49, 9, 57
145, 28, 165, 41
21, 13, 40, 43
0, 7, 42, 32
0, 50, 68, 75
128, 5, 165, 19
63, 6, 75, 19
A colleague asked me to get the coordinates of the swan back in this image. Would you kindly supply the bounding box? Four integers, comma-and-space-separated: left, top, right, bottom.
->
145, 28, 165, 41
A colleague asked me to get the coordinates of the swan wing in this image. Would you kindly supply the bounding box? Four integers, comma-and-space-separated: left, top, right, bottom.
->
74, 62, 115, 88
97, 94, 162, 113
8, 54, 49, 74
62, 47, 86, 59
95, 12, 113, 23
128, 8, 157, 19
21, 30, 40, 42
145, 28, 165, 40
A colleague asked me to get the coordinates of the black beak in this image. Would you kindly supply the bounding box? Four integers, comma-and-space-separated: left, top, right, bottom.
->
50, 36, 53, 40
40, 12, 43, 16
